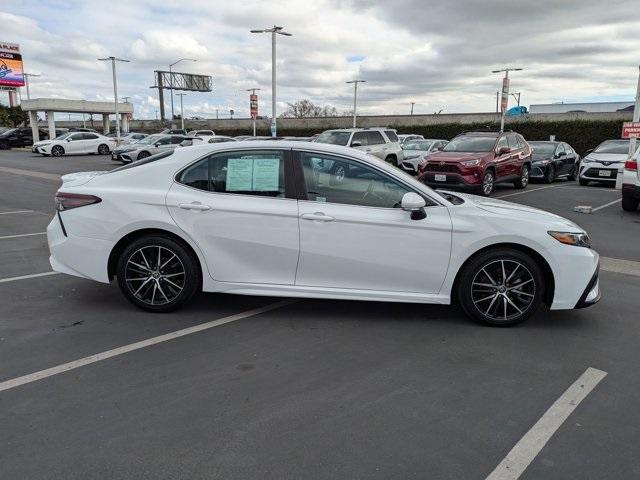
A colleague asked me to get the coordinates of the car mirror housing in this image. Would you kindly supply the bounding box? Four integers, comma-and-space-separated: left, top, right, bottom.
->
401, 192, 427, 220
351, 141, 362, 147
498, 146, 511, 155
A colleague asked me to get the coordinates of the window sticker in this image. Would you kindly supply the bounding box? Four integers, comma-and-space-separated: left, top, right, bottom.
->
226, 158, 253, 191
252, 158, 280, 191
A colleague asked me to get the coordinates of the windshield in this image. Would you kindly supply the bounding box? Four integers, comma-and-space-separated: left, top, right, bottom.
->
0, 128, 17, 137
443, 136, 496, 152
404, 141, 433, 151
594, 140, 629, 154
136, 134, 163, 145
315, 131, 351, 146
529, 142, 557, 154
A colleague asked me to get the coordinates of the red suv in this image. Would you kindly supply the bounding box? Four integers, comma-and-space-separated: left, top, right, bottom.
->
417, 130, 532, 195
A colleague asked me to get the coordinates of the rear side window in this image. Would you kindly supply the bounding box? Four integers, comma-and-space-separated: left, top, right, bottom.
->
171, 136, 185, 144
351, 132, 368, 146
178, 150, 285, 198
384, 130, 399, 143
366, 131, 385, 145
83, 133, 99, 140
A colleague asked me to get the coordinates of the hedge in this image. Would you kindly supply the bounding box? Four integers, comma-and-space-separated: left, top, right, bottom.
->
214, 119, 625, 156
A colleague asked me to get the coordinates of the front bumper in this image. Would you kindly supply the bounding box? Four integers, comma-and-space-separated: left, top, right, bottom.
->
579, 164, 621, 182
418, 171, 481, 189
530, 163, 550, 178
574, 265, 600, 309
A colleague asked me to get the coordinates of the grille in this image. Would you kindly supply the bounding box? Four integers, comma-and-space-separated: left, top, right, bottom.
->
584, 168, 616, 178
424, 163, 460, 173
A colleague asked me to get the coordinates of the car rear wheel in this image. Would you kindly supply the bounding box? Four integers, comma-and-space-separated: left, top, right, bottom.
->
457, 248, 544, 326
97, 144, 110, 155
544, 165, 555, 184
51, 145, 65, 157
385, 155, 398, 166
116, 235, 200, 312
480, 170, 494, 196
514, 164, 530, 189
622, 195, 639, 212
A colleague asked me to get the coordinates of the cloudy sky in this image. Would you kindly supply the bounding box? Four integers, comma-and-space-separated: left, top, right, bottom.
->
2, 0, 639, 119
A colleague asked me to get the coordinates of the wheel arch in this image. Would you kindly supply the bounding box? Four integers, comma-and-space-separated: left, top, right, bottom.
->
451, 242, 555, 307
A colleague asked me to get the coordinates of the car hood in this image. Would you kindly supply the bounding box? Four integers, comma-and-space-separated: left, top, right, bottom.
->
33, 140, 51, 146
439, 190, 582, 230
584, 153, 628, 163
402, 150, 429, 159
427, 151, 491, 162
60, 171, 107, 187
532, 153, 552, 161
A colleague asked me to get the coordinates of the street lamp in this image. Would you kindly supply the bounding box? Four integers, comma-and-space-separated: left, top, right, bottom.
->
250, 26, 292, 137
492, 67, 523, 132
176, 93, 187, 131
98, 56, 130, 140
346, 79, 366, 128
169, 58, 197, 121
410, 102, 415, 115
22, 73, 40, 100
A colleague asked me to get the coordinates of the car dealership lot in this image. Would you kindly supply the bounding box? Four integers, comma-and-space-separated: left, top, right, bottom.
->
1, 150, 640, 479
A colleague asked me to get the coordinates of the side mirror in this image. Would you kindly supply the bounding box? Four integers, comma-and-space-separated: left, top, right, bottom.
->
154, 143, 161, 147
401, 192, 427, 220
66, 138, 72, 142
585, 149, 593, 155
498, 146, 511, 155
351, 141, 362, 147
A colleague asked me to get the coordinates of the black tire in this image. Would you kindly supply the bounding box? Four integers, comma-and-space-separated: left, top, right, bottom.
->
385, 155, 398, 167
97, 143, 110, 155
137, 151, 151, 160
116, 235, 200, 312
51, 145, 65, 157
480, 169, 495, 196
543, 165, 555, 184
514, 164, 530, 189
579, 177, 589, 186
457, 248, 544, 326
622, 195, 639, 212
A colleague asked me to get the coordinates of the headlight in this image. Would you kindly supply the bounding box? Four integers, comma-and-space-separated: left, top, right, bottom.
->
534, 158, 551, 164
461, 159, 481, 167
582, 157, 594, 163
548, 231, 591, 248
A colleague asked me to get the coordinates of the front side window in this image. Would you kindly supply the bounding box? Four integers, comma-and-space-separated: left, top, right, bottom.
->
69, 133, 83, 141
555, 143, 566, 156
299, 152, 410, 208
496, 136, 509, 152
156, 137, 171, 146
507, 134, 520, 150
178, 150, 285, 198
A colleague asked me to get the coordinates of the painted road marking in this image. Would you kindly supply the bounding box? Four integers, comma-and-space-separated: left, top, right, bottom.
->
0, 166, 61, 181
486, 367, 607, 480
591, 198, 622, 212
0, 299, 296, 393
0, 210, 33, 215
0, 271, 61, 284
0, 232, 46, 240
600, 256, 640, 277
495, 184, 566, 199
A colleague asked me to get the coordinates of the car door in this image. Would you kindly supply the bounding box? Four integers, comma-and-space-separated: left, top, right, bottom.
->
366, 131, 388, 159
560, 143, 576, 174
64, 133, 85, 153
295, 150, 452, 294
350, 131, 369, 154
151, 135, 172, 154
494, 135, 511, 179
166, 148, 300, 285
507, 133, 525, 177
81, 133, 100, 153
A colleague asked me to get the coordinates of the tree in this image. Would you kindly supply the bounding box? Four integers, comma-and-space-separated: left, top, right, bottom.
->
280, 99, 339, 118
4, 106, 29, 127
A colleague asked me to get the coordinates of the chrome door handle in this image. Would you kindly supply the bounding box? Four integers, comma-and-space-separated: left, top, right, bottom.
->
179, 202, 211, 211
301, 212, 335, 222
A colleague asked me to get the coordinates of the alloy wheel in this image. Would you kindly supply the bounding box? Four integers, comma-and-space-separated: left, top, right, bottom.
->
124, 245, 186, 306
521, 166, 529, 187
483, 171, 494, 195
98, 144, 109, 155
471, 259, 536, 322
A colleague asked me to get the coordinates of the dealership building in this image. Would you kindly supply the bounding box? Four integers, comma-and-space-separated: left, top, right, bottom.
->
529, 101, 635, 114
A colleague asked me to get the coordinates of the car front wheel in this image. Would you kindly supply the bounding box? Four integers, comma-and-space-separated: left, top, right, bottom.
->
480, 170, 494, 196
457, 248, 544, 326
51, 145, 65, 157
98, 144, 110, 155
116, 235, 200, 312
544, 165, 555, 184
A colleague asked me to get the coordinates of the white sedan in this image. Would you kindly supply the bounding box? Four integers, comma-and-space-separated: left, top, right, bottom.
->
47, 141, 600, 326
33, 132, 116, 156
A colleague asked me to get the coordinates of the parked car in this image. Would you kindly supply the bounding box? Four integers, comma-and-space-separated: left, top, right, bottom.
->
506, 106, 528, 116
234, 135, 254, 141
106, 132, 148, 144
180, 136, 237, 147
0, 127, 48, 149
315, 128, 404, 166
417, 130, 532, 196
68, 127, 99, 133
398, 134, 424, 145
48, 141, 599, 326
621, 145, 640, 211
578, 139, 630, 186
114, 134, 186, 163
160, 129, 187, 135
187, 129, 215, 137
528, 141, 579, 183
400, 139, 449, 174
32, 132, 116, 156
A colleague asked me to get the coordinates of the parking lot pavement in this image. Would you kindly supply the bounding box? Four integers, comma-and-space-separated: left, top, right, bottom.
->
1, 150, 640, 479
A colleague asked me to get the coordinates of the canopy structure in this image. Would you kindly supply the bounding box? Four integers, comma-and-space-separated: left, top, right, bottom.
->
20, 98, 134, 142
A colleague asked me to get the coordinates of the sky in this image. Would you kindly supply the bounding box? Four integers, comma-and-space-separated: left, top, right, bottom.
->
2, 0, 639, 120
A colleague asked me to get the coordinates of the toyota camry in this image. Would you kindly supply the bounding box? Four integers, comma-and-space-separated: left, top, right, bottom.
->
47, 141, 600, 326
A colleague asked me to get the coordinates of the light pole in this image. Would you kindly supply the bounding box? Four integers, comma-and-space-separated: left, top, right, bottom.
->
250, 26, 292, 137
176, 93, 187, 131
98, 56, 130, 140
492, 67, 523, 131
510, 92, 521, 106
247, 88, 261, 136
22, 73, 40, 100
169, 58, 196, 121
346, 79, 366, 128
410, 102, 415, 115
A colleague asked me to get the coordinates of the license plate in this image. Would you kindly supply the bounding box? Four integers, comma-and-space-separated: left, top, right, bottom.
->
598, 170, 612, 177
434, 174, 447, 182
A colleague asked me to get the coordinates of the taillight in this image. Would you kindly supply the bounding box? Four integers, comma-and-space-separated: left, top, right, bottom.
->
624, 159, 638, 170
55, 192, 101, 211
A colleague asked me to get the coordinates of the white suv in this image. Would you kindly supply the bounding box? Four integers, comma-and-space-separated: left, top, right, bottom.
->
314, 128, 404, 166
579, 139, 630, 186
622, 144, 640, 212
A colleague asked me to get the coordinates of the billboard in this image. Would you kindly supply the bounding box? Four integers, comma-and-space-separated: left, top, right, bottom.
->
0, 42, 25, 87
500, 77, 510, 113
250, 93, 258, 118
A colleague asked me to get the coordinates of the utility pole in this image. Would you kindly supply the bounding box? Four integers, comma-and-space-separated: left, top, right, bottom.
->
410, 102, 415, 115
496, 91, 499, 113
22, 73, 40, 100
492, 67, 523, 132
251, 26, 292, 137
98, 56, 130, 141
169, 58, 197, 121
346, 79, 366, 128
215, 109, 219, 120
510, 92, 521, 106
176, 93, 187, 131
247, 88, 261, 136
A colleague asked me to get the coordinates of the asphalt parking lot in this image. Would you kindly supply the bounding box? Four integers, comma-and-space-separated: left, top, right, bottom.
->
1, 149, 640, 479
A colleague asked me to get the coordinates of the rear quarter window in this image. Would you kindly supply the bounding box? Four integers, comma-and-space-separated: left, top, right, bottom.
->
384, 130, 399, 143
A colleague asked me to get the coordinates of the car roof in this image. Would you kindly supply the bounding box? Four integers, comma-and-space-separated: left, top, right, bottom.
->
529, 141, 559, 144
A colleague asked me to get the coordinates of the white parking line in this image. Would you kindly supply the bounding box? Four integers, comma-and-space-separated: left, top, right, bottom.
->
0, 210, 33, 215
0, 166, 61, 181
0, 232, 46, 240
591, 198, 622, 212
0, 271, 60, 284
495, 184, 566, 199
486, 367, 607, 480
0, 299, 297, 393
600, 256, 640, 277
